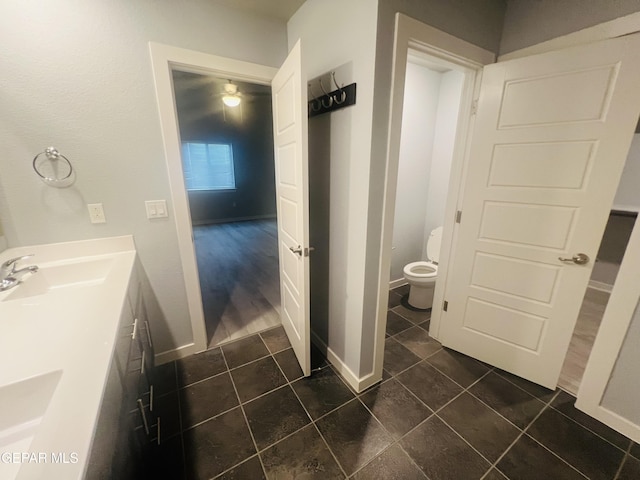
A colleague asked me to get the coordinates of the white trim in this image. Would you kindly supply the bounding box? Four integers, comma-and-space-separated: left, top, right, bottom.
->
371, 13, 495, 383
191, 214, 277, 226
155, 343, 197, 365
612, 204, 640, 214
148, 42, 277, 354
577, 212, 640, 442
389, 278, 407, 289
499, 11, 640, 61
588, 280, 613, 293
311, 331, 378, 393
574, 406, 640, 443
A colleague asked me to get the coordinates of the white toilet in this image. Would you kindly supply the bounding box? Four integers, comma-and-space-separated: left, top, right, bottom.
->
403, 227, 443, 309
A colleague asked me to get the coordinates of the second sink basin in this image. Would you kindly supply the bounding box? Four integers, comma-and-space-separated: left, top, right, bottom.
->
0, 370, 63, 480
2, 257, 114, 302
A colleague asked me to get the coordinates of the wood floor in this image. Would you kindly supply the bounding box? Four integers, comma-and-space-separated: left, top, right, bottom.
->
558, 287, 610, 395
193, 219, 281, 348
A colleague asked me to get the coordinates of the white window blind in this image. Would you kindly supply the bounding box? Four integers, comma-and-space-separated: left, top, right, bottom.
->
181, 142, 236, 191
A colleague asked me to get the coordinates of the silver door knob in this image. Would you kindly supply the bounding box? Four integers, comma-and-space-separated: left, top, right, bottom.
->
289, 245, 303, 256
558, 253, 590, 265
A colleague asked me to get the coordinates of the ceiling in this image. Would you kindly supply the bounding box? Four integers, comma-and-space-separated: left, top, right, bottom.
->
172, 70, 271, 122
172, 71, 271, 99
211, 0, 306, 21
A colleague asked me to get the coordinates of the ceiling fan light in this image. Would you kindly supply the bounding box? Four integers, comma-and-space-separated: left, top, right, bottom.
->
223, 94, 241, 107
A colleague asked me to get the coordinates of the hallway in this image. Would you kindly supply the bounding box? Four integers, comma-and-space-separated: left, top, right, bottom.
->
193, 219, 281, 347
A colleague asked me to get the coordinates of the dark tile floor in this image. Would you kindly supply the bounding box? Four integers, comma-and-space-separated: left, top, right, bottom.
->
149, 286, 640, 479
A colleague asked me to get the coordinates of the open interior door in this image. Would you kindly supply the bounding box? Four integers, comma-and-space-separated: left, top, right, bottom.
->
271, 40, 311, 376
441, 33, 640, 388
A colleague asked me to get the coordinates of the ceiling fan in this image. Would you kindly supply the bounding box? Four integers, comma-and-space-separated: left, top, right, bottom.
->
222, 80, 242, 108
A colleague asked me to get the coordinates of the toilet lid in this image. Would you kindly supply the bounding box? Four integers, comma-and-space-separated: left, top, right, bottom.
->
427, 227, 443, 263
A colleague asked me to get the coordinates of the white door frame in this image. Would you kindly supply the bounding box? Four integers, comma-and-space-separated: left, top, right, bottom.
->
149, 42, 277, 359
372, 14, 494, 378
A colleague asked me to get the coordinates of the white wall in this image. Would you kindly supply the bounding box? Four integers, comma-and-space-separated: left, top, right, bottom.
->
0, 0, 288, 355
390, 66, 464, 284
424, 69, 464, 248
613, 135, 640, 212
390, 63, 441, 282
500, 0, 640, 54
287, 0, 379, 378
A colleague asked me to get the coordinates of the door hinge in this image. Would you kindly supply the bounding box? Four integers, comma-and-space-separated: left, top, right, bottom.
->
443, 300, 448, 312
455, 210, 462, 224
471, 99, 478, 115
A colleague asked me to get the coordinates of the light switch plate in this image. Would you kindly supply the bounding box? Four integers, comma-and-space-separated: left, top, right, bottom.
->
145, 200, 168, 219
87, 203, 106, 224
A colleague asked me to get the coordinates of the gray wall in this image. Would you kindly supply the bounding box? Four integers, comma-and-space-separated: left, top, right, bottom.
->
591, 213, 637, 286
0, 220, 5, 252
602, 298, 640, 425
614, 135, 640, 212
173, 72, 277, 225
500, 0, 640, 54
0, 0, 288, 355
288, 0, 380, 378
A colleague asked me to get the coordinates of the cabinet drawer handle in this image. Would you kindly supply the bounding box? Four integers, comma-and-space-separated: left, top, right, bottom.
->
140, 350, 146, 376
131, 318, 138, 340
144, 320, 153, 348
137, 399, 149, 435
157, 416, 161, 446
150, 384, 154, 412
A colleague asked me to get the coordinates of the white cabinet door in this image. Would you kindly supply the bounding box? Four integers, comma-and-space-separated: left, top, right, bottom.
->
271, 40, 311, 376
441, 33, 640, 388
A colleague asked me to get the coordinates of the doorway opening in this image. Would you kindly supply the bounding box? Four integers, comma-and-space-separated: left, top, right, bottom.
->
171, 70, 281, 348
373, 16, 494, 388
388, 51, 465, 318
559, 132, 640, 394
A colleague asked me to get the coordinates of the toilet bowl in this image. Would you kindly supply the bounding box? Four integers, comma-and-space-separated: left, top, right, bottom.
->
403, 227, 442, 309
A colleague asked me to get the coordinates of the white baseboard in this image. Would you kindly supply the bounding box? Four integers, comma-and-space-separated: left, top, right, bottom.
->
311, 331, 382, 393
589, 280, 613, 293
155, 343, 197, 365
389, 278, 407, 289
192, 214, 276, 226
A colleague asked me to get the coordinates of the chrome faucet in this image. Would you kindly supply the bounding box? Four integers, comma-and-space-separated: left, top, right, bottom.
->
0, 254, 39, 292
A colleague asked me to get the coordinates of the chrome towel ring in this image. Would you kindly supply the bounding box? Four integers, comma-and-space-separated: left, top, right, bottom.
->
33, 147, 74, 186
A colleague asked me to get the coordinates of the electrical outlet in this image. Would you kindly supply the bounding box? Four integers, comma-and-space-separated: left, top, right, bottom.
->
87, 203, 106, 224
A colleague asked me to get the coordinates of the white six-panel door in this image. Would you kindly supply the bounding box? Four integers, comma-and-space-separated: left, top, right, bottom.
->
271, 40, 311, 376
441, 33, 640, 388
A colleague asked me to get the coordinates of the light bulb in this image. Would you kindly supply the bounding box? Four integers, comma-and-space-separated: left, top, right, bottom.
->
223, 94, 241, 107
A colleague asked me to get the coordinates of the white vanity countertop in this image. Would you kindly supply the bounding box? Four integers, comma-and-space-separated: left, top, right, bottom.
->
0, 236, 137, 480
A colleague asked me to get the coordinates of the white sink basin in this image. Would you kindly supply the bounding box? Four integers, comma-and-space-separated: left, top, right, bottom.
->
0, 371, 62, 480
2, 257, 113, 302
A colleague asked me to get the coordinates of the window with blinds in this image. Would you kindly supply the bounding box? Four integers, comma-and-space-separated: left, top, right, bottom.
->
181, 142, 236, 191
